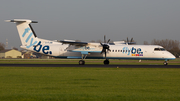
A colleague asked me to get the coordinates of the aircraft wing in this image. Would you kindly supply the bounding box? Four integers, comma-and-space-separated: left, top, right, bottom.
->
59, 40, 88, 46
60, 40, 102, 54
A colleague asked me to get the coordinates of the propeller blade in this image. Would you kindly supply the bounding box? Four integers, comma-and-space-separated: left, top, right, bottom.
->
127, 37, 129, 43
101, 48, 106, 54
130, 38, 133, 42
107, 39, 110, 43
104, 35, 106, 43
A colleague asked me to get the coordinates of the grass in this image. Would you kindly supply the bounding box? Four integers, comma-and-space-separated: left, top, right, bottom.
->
0, 67, 180, 101
0, 58, 180, 65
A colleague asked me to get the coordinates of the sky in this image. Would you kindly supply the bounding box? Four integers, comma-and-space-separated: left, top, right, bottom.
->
0, 0, 180, 49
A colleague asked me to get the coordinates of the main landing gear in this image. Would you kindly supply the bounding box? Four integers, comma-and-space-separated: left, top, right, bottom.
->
104, 59, 109, 65
79, 54, 87, 65
79, 60, 85, 65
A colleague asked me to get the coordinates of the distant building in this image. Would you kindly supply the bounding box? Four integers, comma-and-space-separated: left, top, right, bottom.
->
0, 49, 21, 58
21, 50, 33, 59
21, 50, 43, 59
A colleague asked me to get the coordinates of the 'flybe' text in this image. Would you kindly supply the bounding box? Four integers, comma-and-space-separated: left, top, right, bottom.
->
34, 41, 52, 54
23, 28, 52, 54
122, 47, 143, 56
22, 28, 37, 48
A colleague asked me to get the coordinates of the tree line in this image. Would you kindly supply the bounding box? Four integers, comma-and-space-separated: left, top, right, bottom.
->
0, 43, 5, 51
0, 43, 18, 51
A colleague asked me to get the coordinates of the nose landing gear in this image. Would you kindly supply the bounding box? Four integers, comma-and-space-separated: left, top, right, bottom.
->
163, 61, 168, 65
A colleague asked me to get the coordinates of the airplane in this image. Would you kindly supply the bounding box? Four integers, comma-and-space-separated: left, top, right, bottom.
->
6, 19, 176, 65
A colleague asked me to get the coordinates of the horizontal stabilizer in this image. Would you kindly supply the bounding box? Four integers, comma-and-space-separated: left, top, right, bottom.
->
5, 19, 38, 23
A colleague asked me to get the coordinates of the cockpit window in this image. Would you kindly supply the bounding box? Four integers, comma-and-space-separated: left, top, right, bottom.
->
160, 48, 166, 51
154, 48, 166, 51
154, 48, 160, 51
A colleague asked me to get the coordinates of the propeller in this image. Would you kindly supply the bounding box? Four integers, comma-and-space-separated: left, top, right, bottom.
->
126, 37, 136, 45
100, 35, 111, 59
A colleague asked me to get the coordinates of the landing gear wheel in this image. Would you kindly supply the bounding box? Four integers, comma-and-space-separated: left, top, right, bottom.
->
79, 60, 85, 65
104, 59, 109, 65
163, 61, 168, 66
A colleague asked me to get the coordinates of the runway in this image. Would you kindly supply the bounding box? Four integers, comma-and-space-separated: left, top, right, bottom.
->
0, 64, 179, 68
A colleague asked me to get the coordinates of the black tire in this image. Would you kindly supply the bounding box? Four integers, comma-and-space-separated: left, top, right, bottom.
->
79, 60, 85, 65
163, 61, 168, 66
104, 59, 109, 65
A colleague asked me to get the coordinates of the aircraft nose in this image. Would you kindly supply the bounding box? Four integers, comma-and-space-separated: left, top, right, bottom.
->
169, 52, 176, 60
172, 54, 176, 59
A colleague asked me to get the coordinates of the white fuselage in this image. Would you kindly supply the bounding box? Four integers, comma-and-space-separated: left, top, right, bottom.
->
21, 41, 176, 61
